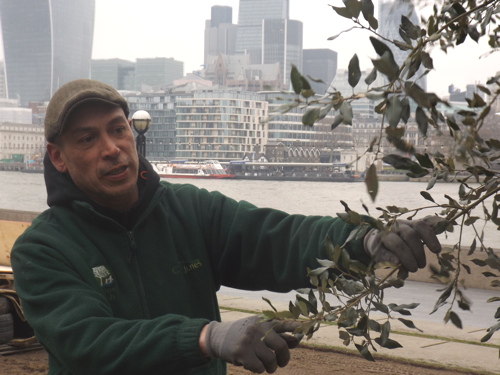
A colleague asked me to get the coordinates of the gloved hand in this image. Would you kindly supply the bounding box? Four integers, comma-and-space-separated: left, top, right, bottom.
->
203, 316, 301, 374
363, 216, 443, 272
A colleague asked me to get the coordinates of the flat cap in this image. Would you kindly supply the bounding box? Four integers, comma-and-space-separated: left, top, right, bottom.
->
44, 79, 129, 142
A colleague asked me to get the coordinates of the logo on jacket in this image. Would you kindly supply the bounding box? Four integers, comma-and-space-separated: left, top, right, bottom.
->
172, 259, 203, 275
93, 265, 117, 301
93, 265, 114, 287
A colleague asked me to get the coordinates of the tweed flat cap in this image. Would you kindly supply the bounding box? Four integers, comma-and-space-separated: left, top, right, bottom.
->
44, 79, 129, 142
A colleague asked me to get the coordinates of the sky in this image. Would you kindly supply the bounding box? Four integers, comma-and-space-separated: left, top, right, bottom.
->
91, 0, 500, 97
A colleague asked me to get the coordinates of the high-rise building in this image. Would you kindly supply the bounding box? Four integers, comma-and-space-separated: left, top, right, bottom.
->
303, 49, 338, 95
204, 6, 237, 67
91, 59, 136, 91
236, 0, 290, 64
0, 0, 95, 106
262, 19, 303, 85
135, 58, 184, 91
378, 0, 426, 90
210, 5, 232, 27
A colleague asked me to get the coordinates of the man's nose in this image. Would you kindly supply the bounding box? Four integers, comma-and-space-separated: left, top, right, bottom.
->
100, 134, 120, 158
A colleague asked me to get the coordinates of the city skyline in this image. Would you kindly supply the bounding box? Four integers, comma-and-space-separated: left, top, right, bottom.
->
0, 0, 497, 98
89, 0, 499, 97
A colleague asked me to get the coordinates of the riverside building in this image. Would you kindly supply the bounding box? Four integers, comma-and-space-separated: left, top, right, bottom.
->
175, 89, 268, 161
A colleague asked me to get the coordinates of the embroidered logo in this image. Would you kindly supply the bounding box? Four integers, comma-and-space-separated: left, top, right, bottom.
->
172, 259, 203, 275
92, 265, 117, 301
92, 265, 114, 287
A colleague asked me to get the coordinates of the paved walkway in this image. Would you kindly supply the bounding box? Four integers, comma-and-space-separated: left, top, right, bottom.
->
217, 293, 500, 374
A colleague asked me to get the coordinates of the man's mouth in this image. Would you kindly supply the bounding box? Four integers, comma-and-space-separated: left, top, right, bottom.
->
105, 166, 127, 176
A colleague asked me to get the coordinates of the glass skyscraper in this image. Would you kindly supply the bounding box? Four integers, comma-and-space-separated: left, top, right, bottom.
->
0, 0, 95, 106
236, 0, 290, 64
236, 0, 301, 85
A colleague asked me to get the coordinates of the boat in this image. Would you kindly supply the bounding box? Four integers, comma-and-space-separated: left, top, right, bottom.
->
222, 161, 360, 182
152, 160, 234, 179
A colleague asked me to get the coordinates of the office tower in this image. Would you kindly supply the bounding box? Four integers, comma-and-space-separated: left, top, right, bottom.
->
134, 58, 184, 91
303, 49, 338, 95
236, 0, 302, 86
236, 0, 290, 64
0, 0, 95, 106
262, 19, 303, 86
91, 59, 136, 91
210, 5, 232, 27
204, 6, 237, 66
378, 0, 426, 90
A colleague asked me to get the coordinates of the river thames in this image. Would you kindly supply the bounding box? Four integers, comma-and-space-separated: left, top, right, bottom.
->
1, 170, 498, 246
1, 170, 498, 329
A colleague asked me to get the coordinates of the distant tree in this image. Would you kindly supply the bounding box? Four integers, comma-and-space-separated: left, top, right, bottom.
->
265, 0, 500, 360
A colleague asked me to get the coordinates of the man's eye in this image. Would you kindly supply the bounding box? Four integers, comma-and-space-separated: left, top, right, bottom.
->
114, 126, 126, 134
81, 136, 95, 144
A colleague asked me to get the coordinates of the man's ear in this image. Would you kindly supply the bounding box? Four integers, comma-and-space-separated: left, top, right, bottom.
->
46, 143, 68, 173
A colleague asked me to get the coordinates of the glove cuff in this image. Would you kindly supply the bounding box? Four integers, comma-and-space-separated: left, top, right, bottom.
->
203, 321, 220, 359
363, 228, 379, 256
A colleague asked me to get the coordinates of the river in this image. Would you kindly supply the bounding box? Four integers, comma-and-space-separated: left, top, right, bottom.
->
1, 170, 498, 246
1, 170, 498, 329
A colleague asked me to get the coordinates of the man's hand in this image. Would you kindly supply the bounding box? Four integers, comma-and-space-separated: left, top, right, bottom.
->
364, 216, 443, 272
202, 316, 301, 374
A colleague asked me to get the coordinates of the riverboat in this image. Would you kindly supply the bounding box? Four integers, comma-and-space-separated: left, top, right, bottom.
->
222, 161, 360, 182
152, 160, 234, 179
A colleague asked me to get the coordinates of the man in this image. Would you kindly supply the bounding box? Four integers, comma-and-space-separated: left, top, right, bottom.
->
11, 79, 441, 375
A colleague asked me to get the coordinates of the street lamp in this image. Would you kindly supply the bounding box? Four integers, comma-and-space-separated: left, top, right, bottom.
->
132, 110, 151, 157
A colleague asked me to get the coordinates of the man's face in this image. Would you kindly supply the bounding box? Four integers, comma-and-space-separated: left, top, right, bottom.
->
47, 102, 140, 212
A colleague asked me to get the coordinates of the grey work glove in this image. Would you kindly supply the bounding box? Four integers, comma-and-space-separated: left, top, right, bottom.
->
364, 216, 443, 272
204, 316, 301, 374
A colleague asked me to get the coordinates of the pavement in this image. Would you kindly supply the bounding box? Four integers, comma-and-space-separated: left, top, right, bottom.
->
216, 291, 500, 375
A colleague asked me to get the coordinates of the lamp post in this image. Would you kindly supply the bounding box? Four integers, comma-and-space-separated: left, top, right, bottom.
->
132, 110, 151, 157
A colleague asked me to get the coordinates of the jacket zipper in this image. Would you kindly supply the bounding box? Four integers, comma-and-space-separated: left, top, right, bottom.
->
127, 231, 151, 318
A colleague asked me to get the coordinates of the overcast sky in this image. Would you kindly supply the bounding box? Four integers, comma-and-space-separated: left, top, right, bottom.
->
92, 0, 499, 97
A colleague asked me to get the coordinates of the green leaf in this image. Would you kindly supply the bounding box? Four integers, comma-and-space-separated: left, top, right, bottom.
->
331, 5, 354, 19
372, 52, 398, 82
331, 114, 343, 130
414, 153, 434, 168
375, 337, 403, 349
361, 0, 376, 27
302, 108, 320, 126
364, 68, 378, 86
368, 319, 381, 332
386, 96, 402, 128
420, 191, 435, 203
398, 318, 423, 332
355, 343, 375, 361
372, 300, 389, 314
421, 51, 434, 69
361, 0, 378, 30
400, 97, 410, 124
407, 53, 422, 79
365, 163, 378, 202
415, 106, 428, 136
290, 64, 302, 95
445, 311, 463, 329
340, 101, 353, 125
348, 54, 362, 88
382, 154, 418, 170
400, 15, 421, 40
380, 320, 390, 345
343, 0, 362, 18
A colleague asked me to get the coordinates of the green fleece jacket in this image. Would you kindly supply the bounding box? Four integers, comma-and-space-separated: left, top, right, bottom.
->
11, 158, 369, 375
